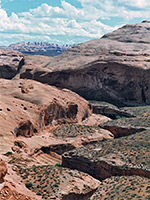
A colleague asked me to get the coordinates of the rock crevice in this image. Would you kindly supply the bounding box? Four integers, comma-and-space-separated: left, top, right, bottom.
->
62, 152, 150, 181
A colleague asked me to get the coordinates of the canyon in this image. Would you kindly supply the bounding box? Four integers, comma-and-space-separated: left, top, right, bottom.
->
0, 21, 150, 199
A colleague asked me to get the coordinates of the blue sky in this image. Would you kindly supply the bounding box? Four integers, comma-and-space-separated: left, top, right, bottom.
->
0, 0, 150, 46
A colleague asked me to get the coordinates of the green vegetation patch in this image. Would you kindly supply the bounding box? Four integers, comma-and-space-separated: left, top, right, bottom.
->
4, 151, 13, 156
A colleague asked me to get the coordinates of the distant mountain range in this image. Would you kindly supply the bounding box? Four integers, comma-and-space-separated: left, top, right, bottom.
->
0, 42, 74, 56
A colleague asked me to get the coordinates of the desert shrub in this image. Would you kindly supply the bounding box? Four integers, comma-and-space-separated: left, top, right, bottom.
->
55, 163, 61, 167
4, 151, 13, 156
25, 182, 33, 189
36, 192, 42, 195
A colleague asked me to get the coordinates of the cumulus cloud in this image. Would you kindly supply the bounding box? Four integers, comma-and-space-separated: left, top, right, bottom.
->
28, 3, 65, 18
0, 1, 117, 45
77, 0, 150, 20
118, 0, 150, 8
0, 0, 150, 45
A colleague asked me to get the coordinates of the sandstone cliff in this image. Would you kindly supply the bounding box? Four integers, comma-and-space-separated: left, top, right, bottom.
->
17, 21, 150, 106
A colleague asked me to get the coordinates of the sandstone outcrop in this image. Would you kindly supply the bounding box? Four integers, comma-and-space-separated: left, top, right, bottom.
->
80, 113, 111, 126
17, 21, 150, 106
0, 78, 92, 155
0, 79, 91, 130
90, 101, 135, 119
99, 124, 145, 138
0, 50, 23, 79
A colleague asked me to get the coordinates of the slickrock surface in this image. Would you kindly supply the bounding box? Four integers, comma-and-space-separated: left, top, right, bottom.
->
79, 113, 111, 126
16, 21, 150, 106
0, 50, 23, 79
0, 123, 110, 199
0, 158, 41, 200
0, 78, 92, 139
0, 78, 94, 166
